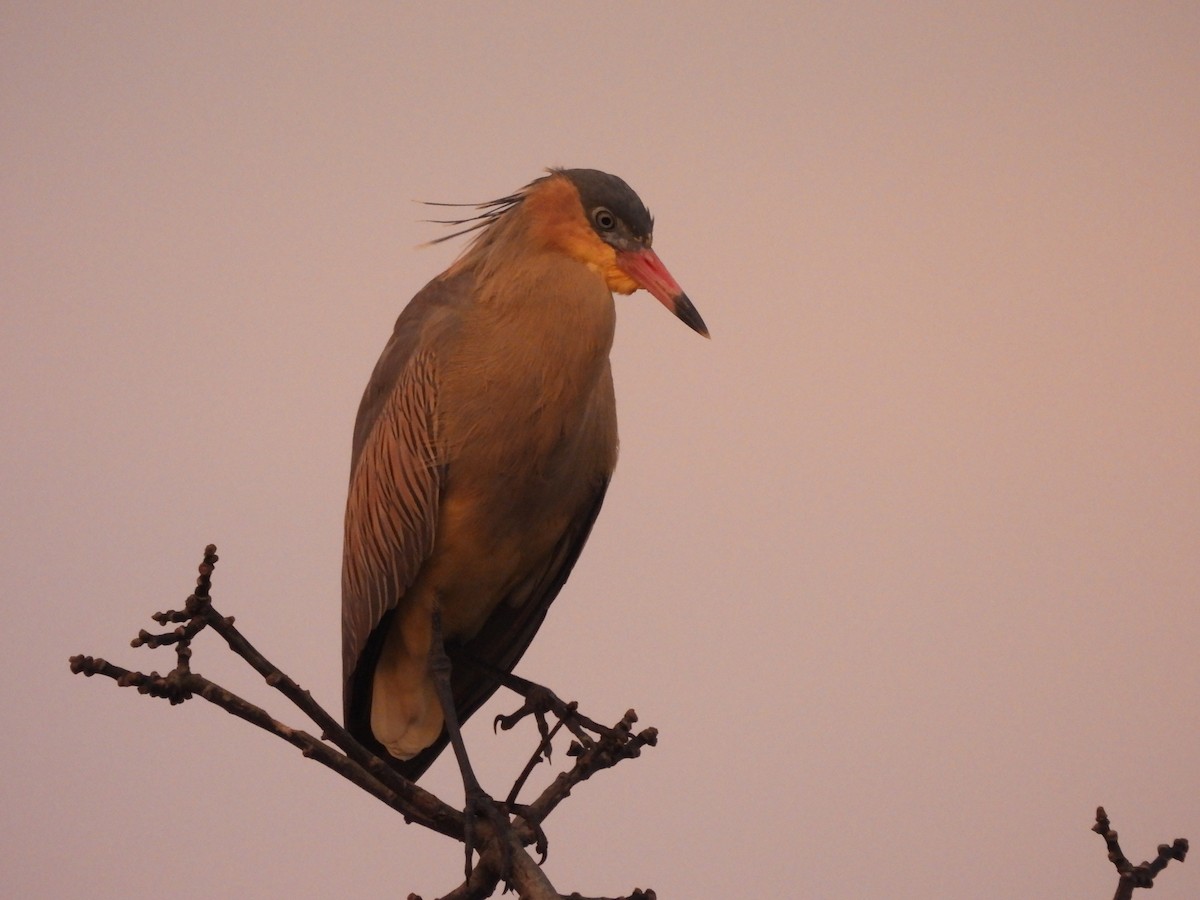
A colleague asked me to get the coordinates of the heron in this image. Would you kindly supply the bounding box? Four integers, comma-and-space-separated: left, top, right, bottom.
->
341, 168, 707, 797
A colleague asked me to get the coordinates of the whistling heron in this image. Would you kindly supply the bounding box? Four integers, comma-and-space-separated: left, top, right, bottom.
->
341, 168, 707, 783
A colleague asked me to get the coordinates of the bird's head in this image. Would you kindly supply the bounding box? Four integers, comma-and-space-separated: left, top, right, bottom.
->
431, 168, 708, 337
532, 168, 708, 338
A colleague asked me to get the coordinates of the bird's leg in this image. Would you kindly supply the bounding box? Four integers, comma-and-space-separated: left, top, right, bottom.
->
428, 609, 512, 881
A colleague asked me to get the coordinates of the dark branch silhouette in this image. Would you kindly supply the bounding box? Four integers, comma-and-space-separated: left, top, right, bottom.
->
70, 545, 658, 900
71, 546, 1192, 899
1093, 807, 1188, 900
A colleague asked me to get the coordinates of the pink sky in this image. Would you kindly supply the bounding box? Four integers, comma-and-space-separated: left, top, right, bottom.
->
4, 4, 1198, 898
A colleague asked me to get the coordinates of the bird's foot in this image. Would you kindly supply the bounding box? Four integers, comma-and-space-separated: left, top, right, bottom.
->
508, 803, 550, 864
493, 676, 616, 757
462, 784, 514, 884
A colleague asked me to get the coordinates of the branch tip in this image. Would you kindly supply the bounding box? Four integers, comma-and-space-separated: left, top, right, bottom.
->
1093, 806, 1189, 895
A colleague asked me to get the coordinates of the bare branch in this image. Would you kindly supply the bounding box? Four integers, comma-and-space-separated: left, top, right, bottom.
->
70, 544, 657, 900
1093, 806, 1189, 900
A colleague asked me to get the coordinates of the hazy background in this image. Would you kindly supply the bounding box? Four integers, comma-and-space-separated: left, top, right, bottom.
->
4, 3, 1197, 898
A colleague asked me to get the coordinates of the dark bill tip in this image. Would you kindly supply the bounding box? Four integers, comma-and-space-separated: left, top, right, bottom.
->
673, 293, 710, 338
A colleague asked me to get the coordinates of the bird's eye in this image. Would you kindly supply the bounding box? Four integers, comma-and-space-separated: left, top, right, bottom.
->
592, 208, 617, 232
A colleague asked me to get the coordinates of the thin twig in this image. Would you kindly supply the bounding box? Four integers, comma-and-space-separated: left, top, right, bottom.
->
1093, 806, 1188, 900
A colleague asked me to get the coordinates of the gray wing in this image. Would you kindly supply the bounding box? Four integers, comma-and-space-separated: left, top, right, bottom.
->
341, 274, 463, 732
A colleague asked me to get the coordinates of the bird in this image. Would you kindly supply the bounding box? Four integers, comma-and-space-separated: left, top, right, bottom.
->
341, 167, 707, 785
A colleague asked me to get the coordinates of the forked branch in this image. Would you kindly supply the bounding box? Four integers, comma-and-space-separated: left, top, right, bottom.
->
1093, 806, 1188, 900
70, 544, 657, 900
